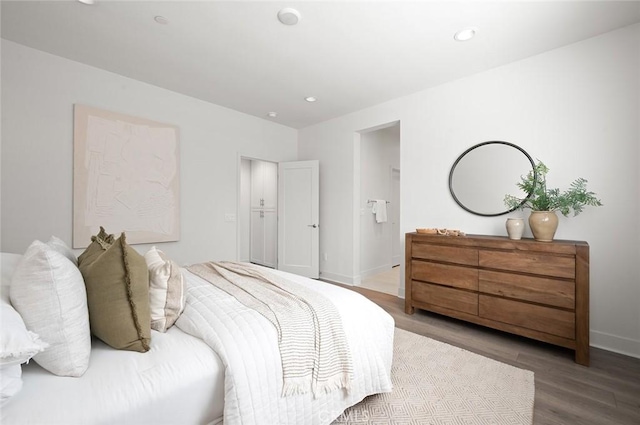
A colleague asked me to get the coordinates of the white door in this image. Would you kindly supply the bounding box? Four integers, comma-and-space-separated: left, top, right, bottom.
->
263, 209, 278, 268
278, 160, 319, 278
250, 209, 278, 268
250, 210, 264, 264
262, 162, 278, 210
251, 160, 277, 209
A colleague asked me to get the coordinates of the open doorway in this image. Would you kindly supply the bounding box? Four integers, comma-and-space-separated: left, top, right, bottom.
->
356, 122, 401, 296
238, 156, 321, 278
238, 158, 278, 268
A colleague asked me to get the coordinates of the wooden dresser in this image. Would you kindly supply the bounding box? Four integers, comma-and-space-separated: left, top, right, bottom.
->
405, 232, 589, 365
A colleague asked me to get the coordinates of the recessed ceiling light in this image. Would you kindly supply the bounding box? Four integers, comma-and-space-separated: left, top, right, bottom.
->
305, 96, 317, 103
77, 0, 95, 5
154, 16, 169, 25
278, 8, 301, 26
454, 27, 477, 42
267, 112, 278, 118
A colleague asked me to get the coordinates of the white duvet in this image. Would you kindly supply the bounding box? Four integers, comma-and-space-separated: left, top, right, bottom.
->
2, 326, 225, 425
176, 266, 394, 425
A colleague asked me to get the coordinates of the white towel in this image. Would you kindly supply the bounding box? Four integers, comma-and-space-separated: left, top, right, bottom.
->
372, 200, 388, 223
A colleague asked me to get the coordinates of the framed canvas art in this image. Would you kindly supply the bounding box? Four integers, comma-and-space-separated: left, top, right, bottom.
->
73, 104, 180, 248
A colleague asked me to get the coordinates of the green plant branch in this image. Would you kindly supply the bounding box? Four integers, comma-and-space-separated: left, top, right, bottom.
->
504, 161, 602, 217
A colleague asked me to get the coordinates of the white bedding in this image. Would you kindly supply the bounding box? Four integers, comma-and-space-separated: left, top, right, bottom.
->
176, 266, 395, 425
2, 260, 393, 425
1, 326, 225, 425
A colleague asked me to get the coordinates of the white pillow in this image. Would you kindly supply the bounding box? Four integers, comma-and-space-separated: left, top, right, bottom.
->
144, 247, 185, 332
46, 235, 77, 266
10, 241, 91, 377
0, 300, 46, 367
1, 252, 47, 403
0, 297, 47, 402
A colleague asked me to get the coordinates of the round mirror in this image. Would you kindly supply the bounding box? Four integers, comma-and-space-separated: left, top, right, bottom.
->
449, 141, 535, 216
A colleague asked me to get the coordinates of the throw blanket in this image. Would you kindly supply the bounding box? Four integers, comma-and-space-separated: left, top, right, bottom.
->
187, 261, 352, 397
176, 265, 394, 424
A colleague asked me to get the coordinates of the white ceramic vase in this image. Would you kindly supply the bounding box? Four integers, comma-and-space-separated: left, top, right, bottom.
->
505, 218, 525, 240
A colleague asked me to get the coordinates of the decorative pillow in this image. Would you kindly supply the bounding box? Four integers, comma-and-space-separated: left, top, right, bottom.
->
78, 228, 151, 352
144, 247, 185, 332
46, 235, 77, 266
0, 297, 47, 402
9, 241, 91, 377
0, 299, 46, 367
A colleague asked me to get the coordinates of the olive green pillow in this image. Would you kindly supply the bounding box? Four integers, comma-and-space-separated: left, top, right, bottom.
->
78, 228, 151, 352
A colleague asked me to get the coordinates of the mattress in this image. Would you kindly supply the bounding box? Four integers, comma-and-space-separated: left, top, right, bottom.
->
1, 325, 224, 425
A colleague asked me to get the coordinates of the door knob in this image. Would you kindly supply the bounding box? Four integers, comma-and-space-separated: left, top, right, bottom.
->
307, 224, 318, 228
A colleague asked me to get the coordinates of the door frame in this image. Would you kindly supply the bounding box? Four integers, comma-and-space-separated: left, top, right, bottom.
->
236, 155, 319, 278
353, 121, 401, 292
236, 154, 279, 263
390, 166, 401, 267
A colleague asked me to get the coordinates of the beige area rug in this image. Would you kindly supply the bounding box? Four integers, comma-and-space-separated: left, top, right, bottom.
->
334, 328, 535, 424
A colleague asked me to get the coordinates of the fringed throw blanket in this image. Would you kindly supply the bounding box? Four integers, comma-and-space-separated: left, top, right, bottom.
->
187, 261, 353, 397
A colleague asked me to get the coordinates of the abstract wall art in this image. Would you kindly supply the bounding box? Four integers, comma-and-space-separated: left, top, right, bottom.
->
73, 104, 180, 248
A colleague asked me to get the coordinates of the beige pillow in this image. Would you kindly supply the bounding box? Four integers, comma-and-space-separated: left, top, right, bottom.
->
144, 247, 185, 332
78, 229, 151, 352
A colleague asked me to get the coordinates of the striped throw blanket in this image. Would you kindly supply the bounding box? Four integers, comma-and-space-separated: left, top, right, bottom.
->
187, 261, 353, 397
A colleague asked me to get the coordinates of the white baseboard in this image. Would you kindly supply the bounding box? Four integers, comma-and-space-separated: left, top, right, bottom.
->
397, 286, 405, 299
590, 330, 640, 359
319, 270, 356, 286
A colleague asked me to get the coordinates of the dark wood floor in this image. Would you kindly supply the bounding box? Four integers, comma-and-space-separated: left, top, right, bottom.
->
340, 284, 640, 425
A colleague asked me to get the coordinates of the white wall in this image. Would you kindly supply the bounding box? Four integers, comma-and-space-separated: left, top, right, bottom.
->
360, 126, 399, 278
299, 24, 640, 358
1, 40, 298, 265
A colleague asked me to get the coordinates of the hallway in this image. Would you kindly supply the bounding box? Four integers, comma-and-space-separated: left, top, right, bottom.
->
359, 266, 400, 296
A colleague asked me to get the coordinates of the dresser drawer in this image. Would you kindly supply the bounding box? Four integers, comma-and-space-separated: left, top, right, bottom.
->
412, 260, 478, 290
479, 295, 575, 339
479, 270, 575, 309
479, 250, 575, 279
412, 281, 478, 315
412, 243, 478, 266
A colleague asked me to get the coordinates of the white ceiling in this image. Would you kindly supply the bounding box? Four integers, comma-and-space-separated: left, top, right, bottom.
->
2, 1, 639, 129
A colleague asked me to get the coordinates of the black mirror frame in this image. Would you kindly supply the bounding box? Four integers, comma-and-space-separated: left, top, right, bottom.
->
448, 140, 536, 217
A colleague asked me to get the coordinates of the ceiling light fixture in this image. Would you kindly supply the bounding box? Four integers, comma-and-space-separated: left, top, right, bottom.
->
77, 0, 95, 5
454, 27, 477, 42
305, 96, 317, 103
154, 16, 169, 25
267, 112, 278, 118
277, 8, 301, 26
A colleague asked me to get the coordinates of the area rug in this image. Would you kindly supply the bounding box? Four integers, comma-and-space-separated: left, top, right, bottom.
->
334, 328, 535, 424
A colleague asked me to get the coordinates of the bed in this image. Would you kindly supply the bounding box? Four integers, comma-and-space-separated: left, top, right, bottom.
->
0, 235, 394, 425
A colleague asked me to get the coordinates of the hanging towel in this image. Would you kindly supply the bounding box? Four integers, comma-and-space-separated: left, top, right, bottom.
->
372, 200, 388, 223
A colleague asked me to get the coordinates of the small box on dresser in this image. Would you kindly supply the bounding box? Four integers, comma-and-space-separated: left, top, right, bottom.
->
405, 232, 589, 366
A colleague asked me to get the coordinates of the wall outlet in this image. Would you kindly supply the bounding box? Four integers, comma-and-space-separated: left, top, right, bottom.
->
224, 213, 236, 222
323, 252, 328, 261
